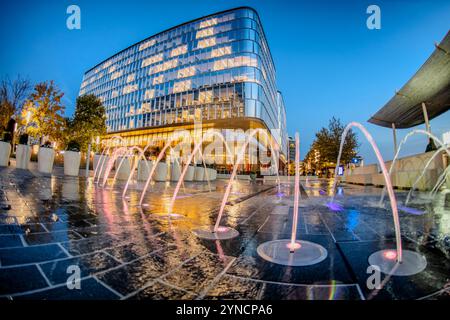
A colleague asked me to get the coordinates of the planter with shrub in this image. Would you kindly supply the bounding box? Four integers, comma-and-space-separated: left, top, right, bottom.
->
16, 134, 31, 170
37, 141, 55, 174
64, 140, 81, 176
0, 132, 12, 167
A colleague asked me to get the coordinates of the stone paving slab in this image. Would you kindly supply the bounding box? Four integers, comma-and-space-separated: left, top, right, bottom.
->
0, 167, 448, 300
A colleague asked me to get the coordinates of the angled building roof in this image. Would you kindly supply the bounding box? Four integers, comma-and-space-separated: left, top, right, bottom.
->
368, 31, 450, 129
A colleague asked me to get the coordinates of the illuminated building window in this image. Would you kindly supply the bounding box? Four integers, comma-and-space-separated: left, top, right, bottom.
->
196, 27, 214, 39
197, 37, 216, 49
198, 90, 212, 103
102, 61, 112, 70
108, 65, 116, 73
144, 89, 155, 100
177, 66, 196, 79
153, 75, 164, 85
126, 73, 135, 83
150, 59, 178, 74
111, 90, 119, 98
124, 58, 133, 66
213, 59, 227, 71
142, 53, 164, 67
173, 80, 192, 93
170, 45, 187, 57
111, 70, 123, 80
213, 56, 258, 71
123, 84, 138, 94
199, 18, 218, 28
138, 39, 156, 51
141, 102, 151, 112
211, 46, 232, 58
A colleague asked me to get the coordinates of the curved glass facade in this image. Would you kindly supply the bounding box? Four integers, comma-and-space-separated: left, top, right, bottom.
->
79, 7, 287, 157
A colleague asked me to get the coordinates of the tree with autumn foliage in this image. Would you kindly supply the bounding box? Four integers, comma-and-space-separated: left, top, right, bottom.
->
305, 117, 359, 169
21, 81, 66, 144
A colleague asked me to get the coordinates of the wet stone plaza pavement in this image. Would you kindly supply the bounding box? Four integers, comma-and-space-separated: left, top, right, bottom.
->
0, 167, 449, 300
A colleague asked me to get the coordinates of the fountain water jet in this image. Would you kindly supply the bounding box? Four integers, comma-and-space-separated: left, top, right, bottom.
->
329, 122, 426, 276
167, 140, 206, 218
430, 165, 450, 197
405, 144, 449, 205
137, 138, 185, 220
193, 128, 281, 240
256, 133, 328, 266
122, 140, 186, 198
167, 131, 236, 219
101, 146, 128, 187
110, 146, 143, 188
378, 129, 450, 206
93, 135, 125, 183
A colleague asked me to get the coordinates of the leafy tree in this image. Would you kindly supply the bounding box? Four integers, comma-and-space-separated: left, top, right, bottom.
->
305, 117, 359, 167
21, 81, 66, 144
70, 94, 107, 152
0, 75, 31, 130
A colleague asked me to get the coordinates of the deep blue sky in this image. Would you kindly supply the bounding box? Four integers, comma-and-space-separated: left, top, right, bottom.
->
1, 0, 449, 163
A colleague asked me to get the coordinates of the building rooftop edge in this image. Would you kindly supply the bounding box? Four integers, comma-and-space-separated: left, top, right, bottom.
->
84, 6, 264, 75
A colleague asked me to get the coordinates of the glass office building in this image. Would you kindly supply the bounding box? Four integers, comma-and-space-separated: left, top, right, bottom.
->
79, 7, 288, 171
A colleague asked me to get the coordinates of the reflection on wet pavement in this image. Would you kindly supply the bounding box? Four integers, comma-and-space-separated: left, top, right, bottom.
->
0, 167, 449, 300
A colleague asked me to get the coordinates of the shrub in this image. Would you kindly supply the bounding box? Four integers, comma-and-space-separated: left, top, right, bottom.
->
18, 134, 29, 145
1, 132, 12, 143
41, 141, 52, 148
66, 140, 80, 152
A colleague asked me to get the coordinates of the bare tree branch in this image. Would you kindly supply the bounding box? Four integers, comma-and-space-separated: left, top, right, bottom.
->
0, 75, 32, 130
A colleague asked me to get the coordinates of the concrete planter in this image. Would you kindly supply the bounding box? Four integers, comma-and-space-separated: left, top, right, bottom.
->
37, 147, 55, 174
16, 144, 32, 170
194, 166, 205, 181
94, 154, 109, 177
64, 150, 81, 176
137, 160, 153, 181
170, 161, 182, 181
115, 157, 131, 180
154, 162, 168, 182
207, 168, 217, 181
184, 165, 195, 181
0, 141, 11, 167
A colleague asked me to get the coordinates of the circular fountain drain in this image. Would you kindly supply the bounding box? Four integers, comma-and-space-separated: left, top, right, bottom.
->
257, 239, 328, 266
192, 226, 239, 240
368, 249, 427, 276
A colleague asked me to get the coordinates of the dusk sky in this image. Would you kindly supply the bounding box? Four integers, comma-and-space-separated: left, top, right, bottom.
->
1, 0, 449, 163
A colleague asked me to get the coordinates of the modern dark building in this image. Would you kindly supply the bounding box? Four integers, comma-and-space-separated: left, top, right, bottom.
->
79, 7, 288, 171
288, 136, 295, 162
